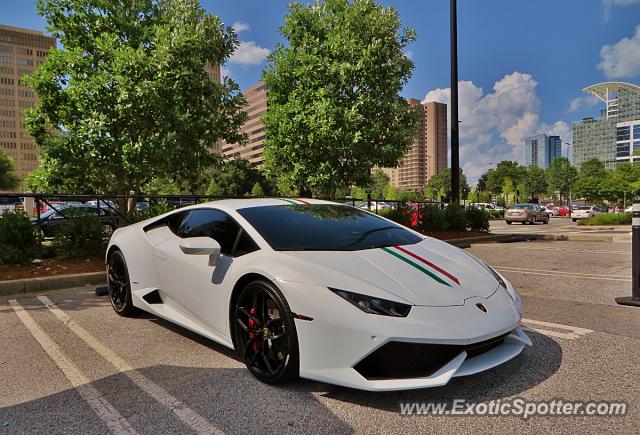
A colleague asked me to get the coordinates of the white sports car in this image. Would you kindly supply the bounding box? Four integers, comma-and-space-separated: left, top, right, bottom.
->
106, 198, 531, 391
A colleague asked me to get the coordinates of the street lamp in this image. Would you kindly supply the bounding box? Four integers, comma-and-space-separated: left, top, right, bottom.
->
450, 0, 460, 204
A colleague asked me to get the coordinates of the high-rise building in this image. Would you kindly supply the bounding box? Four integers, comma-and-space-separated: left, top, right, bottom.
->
221, 81, 267, 165
573, 82, 640, 169
524, 133, 561, 169
382, 99, 448, 192
0, 24, 55, 189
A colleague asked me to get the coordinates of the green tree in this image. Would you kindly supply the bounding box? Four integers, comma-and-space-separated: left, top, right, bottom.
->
250, 182, 265, 197
206, 158, 272, 197
573, 158, 607, 203
546, 157, 577, 205
424, 168, 470, 201
486, 161, 526, 194
523, 165, 547, 201
370, 169, 391, 199
143, 177, 180, 195
0, 150, 19, 190
26, 0, 247, 196
262, 0, 418, 196
476, 171, 489, 192
502, 177, 515, 205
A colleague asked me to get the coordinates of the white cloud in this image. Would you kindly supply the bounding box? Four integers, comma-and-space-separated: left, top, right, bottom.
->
602, 0, 640, 19
568, 95, 600, 112
229, 41, 270, 66
232, 21, 250, 33
423, 72, 571, 182
598, 24, 640, 78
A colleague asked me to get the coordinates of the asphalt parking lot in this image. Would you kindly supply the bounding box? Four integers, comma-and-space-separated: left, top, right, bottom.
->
2, 238, 640, 434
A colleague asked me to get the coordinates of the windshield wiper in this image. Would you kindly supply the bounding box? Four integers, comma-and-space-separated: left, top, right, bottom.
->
339, 225, 401, 248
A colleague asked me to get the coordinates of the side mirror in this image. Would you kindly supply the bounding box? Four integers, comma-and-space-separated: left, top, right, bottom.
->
179, 237, 221, 267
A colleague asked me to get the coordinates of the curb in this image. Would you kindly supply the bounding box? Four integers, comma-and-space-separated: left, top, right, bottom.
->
0, 271, 106, 297
445, 234, 537, 248
536, 234, 613, 242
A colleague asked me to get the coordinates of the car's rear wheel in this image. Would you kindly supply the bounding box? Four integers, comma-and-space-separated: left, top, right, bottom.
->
107, 250, 136, 316
234, 280, 299, 384
506, 220, 512, 225
544, 215, 549, 224
102, 224, 115, 237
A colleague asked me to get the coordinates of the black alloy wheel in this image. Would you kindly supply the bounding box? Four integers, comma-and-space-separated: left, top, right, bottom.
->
234, 280, 299, 384
107, 250, 136, 316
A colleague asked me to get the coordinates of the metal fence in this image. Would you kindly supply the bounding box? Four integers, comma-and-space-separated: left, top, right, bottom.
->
0, 193, 369, 226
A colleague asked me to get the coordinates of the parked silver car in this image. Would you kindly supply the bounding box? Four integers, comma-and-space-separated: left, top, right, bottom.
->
505, 204, 549, 225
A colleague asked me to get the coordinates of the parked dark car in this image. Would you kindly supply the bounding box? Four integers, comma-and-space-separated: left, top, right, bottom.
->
31, 204, 119, 237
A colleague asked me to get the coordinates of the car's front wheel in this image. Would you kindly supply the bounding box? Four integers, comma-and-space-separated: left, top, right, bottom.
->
107, 250, 136, 316
234, 280, 299, 384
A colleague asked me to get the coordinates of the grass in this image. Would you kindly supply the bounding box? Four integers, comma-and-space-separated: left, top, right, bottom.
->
577, 213, 631, 226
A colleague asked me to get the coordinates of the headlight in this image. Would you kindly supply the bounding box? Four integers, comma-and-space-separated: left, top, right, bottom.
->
329, 288, 411, 317
465, 253, 522, 313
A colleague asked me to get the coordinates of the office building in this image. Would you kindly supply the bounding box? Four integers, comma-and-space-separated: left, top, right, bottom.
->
573, 82, 640, 168
221, 81, 267, 165
382, 99, 448, 191
524, 133, 561, 169
0, 24, 55, 189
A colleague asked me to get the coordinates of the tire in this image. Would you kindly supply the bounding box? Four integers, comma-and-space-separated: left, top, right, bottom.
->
107, 250, 137, 316
506, 220, 512, 225
233, 280, 299, 384
572, 219, 577, 222
544, 216, 549, 224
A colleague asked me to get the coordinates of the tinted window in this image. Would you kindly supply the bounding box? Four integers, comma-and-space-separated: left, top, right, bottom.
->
173, 209, 257, 257
238, 204, 422, 251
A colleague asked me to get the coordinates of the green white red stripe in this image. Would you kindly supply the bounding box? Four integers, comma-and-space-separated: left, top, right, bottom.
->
381, 246, 460, 287
279, 198, 310, 205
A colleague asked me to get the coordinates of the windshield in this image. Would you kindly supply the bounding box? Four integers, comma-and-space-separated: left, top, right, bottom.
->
41, 207, 65, 219
237, 204, 422, 251
512, 204, 531, 209
577, 206, 592, 210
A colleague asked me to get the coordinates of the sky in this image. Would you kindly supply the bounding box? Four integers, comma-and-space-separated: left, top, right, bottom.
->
3, 0, 640, 183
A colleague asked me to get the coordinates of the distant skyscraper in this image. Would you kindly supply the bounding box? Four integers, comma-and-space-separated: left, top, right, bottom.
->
0, 24, 56, 189
221, 81, 267, 165
524, 134, 561, 169
382, 99, 448, 192
573, 82, 640, 169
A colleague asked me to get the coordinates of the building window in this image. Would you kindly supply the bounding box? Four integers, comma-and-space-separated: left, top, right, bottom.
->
616, 143, 630, 158
634, 125, 640, 139
616, 126, 630, 141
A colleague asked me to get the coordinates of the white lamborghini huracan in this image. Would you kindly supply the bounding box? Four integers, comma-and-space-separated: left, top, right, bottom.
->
106, 198, 531, 391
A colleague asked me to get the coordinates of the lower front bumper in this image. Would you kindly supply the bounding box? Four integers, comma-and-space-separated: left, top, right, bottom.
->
303, 328, 531, 392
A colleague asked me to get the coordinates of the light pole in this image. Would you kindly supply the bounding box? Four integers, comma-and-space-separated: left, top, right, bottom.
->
450, 0, 460, 204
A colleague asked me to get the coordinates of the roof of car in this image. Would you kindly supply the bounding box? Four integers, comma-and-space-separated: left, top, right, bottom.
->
197, 198, 338, 211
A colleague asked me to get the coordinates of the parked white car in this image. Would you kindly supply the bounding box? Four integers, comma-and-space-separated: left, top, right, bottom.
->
540, 206, 554, 217
572, 206, 604, 222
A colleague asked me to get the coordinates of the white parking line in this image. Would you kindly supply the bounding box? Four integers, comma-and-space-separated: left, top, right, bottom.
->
495, 266, 631, 282
521, 318, 594, 340
36, 295, 225, 435
8, 299, 137, 435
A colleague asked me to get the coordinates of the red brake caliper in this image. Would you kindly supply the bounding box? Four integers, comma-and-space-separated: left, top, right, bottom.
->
248, 307, 259, 352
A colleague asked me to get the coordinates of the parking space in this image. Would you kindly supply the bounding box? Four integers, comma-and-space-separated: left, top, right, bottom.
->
2, 239, 640, 433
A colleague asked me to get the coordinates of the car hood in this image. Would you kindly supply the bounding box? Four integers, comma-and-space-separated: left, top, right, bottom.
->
283, 238, 500, 307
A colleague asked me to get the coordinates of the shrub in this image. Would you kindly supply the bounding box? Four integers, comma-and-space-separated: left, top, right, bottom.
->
130, 200, 175, 223
380, 203, 413, 228
578, 213, 631, 226
418, 205, 446, 232
53, 208, 106, 258
0, 211, 42, 264
465, 207, 490, 232
444, 204, 467, 232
